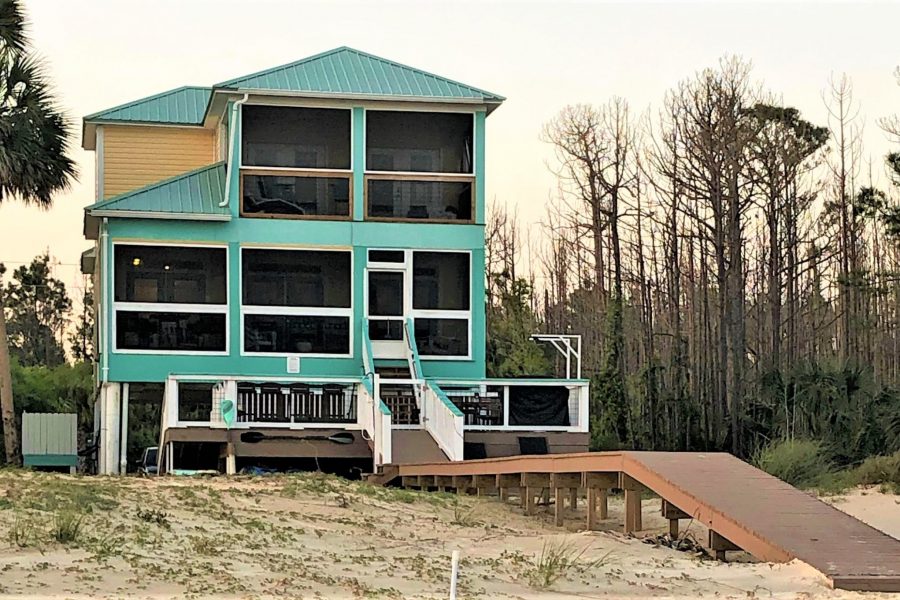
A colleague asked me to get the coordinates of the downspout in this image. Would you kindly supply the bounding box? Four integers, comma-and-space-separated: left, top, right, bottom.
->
219, 93, 250, 208
100, 217, 110, 383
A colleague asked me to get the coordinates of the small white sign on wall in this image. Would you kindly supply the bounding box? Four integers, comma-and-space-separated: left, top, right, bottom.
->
286, 356, 300, 374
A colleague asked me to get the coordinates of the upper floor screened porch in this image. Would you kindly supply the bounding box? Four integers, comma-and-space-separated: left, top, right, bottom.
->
82, 47, 504, 230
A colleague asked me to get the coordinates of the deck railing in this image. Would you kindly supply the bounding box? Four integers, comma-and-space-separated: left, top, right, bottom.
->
436, 379, 590, 433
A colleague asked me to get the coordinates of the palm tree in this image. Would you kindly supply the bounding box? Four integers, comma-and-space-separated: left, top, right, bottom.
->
0, 0, 76, 463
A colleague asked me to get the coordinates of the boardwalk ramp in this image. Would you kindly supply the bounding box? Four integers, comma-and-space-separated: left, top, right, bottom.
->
391, 451, 900, 591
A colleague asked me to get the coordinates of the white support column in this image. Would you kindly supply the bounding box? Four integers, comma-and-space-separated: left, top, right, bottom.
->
101, 382, 121, 475
119, 383, 129, 474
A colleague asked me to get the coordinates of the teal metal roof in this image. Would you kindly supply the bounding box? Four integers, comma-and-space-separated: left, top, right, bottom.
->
86, 162, 229, 220
215, 47, 505, 103
84, 86, 211, 124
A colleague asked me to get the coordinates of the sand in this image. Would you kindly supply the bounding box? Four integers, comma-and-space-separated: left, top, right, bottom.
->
0, 471, 896, 599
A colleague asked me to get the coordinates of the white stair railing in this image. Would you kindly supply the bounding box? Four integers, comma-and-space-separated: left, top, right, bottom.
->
423, 381, 465, 461
362, 320, 393, 466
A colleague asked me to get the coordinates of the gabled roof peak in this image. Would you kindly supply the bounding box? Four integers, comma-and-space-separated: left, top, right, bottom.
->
214, 46, 505, 104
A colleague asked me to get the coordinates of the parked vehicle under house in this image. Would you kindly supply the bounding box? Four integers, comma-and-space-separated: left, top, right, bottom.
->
81, 47, 590, 475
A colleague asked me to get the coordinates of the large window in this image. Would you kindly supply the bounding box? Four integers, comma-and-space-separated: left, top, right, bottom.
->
113, 244, 228, 353
365, 111, 475, 222
242, 248, 352, 355
241, 106, 351, 219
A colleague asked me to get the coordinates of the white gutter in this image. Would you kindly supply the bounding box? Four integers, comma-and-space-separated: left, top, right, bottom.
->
220, 93, 249, 208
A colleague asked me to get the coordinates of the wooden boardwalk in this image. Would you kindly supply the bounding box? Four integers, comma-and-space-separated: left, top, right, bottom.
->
390, 451, 900, 592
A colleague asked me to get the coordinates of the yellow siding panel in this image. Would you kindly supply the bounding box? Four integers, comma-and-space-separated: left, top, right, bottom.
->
102, 125, 215, 198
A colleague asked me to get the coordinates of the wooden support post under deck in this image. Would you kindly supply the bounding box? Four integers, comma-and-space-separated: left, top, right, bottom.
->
709, 530, 740, 561
435, 475, 453, 493
582, 472, 615, 529
452, 475, 472, 495
569, 488, 578, 510
521, 473, 550, 515
550, 473, 580, 527
620, 474, 643, 534
661, 499, 690, 539
554, 487, 566, 526
496, 474, 518, 503
402, 475, 420, 489
473, 474, 496, 497
586, 487, 598, 530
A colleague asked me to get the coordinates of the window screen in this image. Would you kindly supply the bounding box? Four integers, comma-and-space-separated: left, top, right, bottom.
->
244, 315, 350, 354
242, 249, 351, 308
414, 318, 468, 357
366, 111, 473, 174
242, 106, 350, 169
116, 311, 226, 352
413, 252, 470, 310
114, 245, 226, 305
242, 174, 350, 217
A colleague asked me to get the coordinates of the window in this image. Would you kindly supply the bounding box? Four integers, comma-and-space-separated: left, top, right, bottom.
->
414, 318, 468, 357
413, 252, 470, 310
242, 106, 350, 169
366, 178, 472, 221
113, 244, 228, 353
114, 245, 226, 304
177, 383, 215, 422
242, 249, 350, 307
116, 312, 226, 352
241, 106, 352, 219
244, 315, 349, 354
242, 174, 350, 217
366, 111, 472, 174
241, 248, 352, 355
410, 251, 471, 358
364, 111, 475, 223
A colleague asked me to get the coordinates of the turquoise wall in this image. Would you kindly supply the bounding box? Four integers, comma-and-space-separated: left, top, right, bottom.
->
102, 101, 488, 384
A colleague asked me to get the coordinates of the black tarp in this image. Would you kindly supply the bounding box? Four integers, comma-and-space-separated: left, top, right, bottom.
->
508, 386, 570, 426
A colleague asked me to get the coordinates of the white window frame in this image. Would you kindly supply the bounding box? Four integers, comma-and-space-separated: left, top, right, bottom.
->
111, 241, 230, 356
239, 245, 354, 358
365, 248, 473, 360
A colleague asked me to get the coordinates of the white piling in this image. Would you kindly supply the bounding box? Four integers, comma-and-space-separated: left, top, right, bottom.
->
449, 549, 460, 599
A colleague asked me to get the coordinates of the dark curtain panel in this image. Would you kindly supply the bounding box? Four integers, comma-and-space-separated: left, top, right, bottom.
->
508, 386, 570, 426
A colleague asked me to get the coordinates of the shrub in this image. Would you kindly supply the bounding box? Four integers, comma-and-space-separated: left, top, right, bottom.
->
753, 439, 831, 488
51, 510, 84, 544
849, 451, 900, 492
525, 539, 611, 589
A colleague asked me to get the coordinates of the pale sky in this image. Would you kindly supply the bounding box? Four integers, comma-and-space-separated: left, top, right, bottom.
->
1, 0, 899, 300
